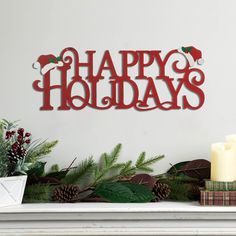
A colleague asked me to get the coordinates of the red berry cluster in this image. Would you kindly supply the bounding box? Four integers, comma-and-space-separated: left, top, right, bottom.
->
5, 131, 15, 139
6, 128, 31, 164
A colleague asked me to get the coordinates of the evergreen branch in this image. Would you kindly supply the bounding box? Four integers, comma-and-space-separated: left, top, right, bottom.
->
26, 140, 58, 163
25, 140, 45, 159
99, 153, 109, 169
109, 143, 122, 166
1, 119, 19, 130
110, 163, 126, 170
136, 154, 164, 170
136, 166, 153, 173
135, 152, 146, 167
93, 144, 123, 185
119, 160, 136, 176
62, 157, 96, 185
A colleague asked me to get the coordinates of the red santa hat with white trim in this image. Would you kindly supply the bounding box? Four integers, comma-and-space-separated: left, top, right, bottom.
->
178, 46, 204, 67
33, 54, 63, 75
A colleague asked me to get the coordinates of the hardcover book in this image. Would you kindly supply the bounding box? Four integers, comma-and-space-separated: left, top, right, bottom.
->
205, 180, 236, 191
200, 190, 236, 206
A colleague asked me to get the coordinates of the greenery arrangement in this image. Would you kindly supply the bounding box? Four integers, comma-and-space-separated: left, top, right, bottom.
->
0, 119, 211, 203
0, 119, 58, 177
23, 144, 165, 203
23, 139, 210, 203
156, 159, 210, 201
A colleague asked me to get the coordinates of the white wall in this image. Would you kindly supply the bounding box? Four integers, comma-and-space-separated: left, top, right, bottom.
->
0, 0, 235, 174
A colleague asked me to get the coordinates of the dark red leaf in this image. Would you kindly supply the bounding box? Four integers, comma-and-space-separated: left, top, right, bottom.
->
130, 174, 156, 189
179, 159, 210, 179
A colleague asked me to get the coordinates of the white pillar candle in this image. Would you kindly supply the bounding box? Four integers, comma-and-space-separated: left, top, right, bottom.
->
226, 134, 236, 143
211, 142, 236, 182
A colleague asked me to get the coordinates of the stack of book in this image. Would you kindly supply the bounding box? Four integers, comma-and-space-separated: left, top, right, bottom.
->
200, 180, 236, 206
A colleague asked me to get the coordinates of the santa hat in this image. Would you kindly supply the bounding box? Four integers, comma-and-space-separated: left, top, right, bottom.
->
33, 54, 63, 75
178, 46, 204, 67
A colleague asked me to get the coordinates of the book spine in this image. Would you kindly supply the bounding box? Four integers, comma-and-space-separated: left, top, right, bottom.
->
205, 181, 236, 191
200, 190, 236, 206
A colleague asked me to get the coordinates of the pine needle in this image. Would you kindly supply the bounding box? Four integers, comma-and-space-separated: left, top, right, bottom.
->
136, 154, 165, 171
109, 143, 122, 166
135, 152, 146, 167
62, 157, 96, 185
26, 140, 58, 163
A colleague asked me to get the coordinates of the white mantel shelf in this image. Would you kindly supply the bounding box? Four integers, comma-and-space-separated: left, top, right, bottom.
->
1, 202, 236, 236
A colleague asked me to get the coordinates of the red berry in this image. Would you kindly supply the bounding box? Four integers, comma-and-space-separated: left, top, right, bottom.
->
17, 135, 23, 142
25, 139, 31, 144
25, 132, 31, 137
6, 131, 11, 136
5, 131, 11, 139
17, 128, 24, 135
12, 142, 18, 149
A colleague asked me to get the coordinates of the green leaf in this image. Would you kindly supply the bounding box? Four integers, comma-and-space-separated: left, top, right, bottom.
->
122, 182, 155, 202
95, 182, 154, 203
49, 58, 55, 63
27, 162, 46, 177
46, 170, 69, 180
95, 182, 133, 203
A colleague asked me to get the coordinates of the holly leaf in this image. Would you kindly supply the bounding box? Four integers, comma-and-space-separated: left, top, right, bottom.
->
49, 58, 55, 63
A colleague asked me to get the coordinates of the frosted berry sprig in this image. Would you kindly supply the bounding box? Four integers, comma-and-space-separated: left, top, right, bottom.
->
6, 127, 31, 164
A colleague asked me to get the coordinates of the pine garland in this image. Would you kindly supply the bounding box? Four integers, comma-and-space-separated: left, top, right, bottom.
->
61, 144, 164, 188
22, 143, 165, 203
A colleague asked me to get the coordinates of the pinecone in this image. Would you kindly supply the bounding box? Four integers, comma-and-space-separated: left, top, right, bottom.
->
7, 146, 26, 164
53, 184, 80, 203
153, 181, 171, 201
